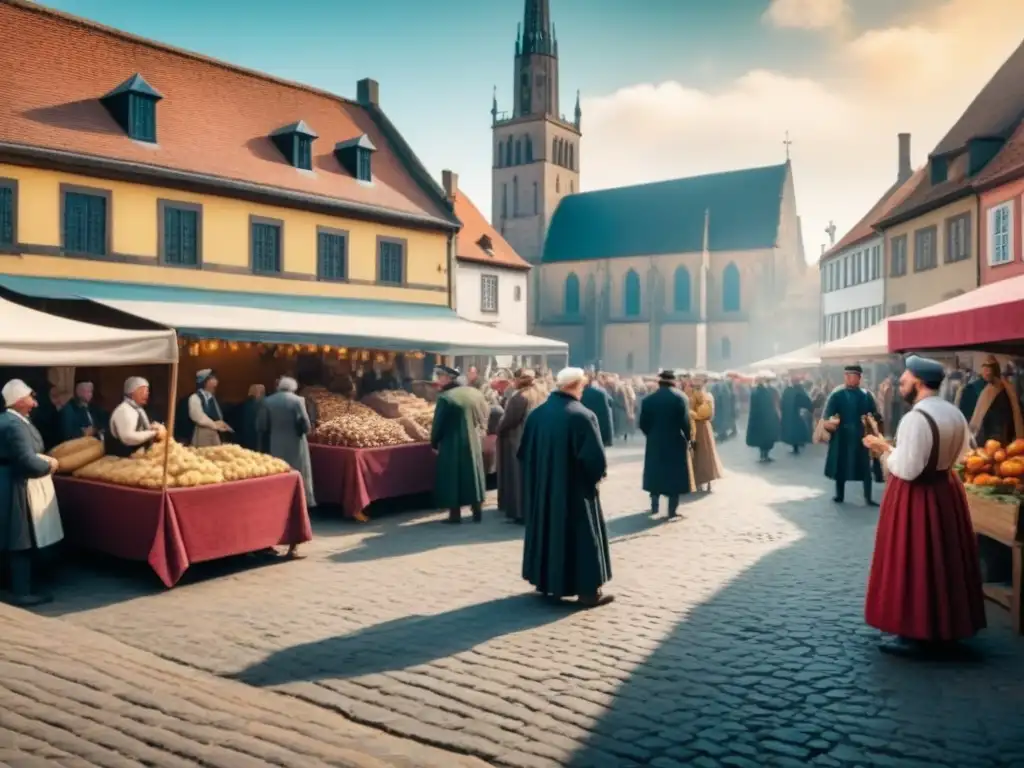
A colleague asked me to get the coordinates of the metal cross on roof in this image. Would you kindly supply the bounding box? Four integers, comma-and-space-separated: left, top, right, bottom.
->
825, 220, 837, 245
783, 131, 793, 160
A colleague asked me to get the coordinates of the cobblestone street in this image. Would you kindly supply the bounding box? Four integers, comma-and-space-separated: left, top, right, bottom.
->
30, 436, 1024, 766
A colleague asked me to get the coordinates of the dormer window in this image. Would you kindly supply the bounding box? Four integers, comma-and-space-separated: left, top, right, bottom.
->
477, 234, 494, 255
101, 73, 162, 143
930, 156, 948, 186
334, 134, 377, 182
271, 121, 318, 171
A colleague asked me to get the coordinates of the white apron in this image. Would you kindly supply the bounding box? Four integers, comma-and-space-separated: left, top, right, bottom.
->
27, 456, 64, 549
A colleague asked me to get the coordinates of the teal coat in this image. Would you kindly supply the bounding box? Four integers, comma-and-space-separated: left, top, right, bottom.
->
430, 384, 488, 508
823, 386, 882, 482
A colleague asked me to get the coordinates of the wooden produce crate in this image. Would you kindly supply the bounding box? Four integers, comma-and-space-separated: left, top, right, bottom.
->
967, 492, 1023, 634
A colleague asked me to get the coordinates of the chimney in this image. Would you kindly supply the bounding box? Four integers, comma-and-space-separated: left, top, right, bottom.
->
441, 170, 458, 203
897, 133, 912, 183
357, 78, 379, 107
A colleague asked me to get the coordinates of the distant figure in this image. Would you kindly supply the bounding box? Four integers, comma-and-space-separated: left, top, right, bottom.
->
496, 369, 545, 524
638, 370, 693, 518
823, 364, 882, 506
689, 376, 723, 492
780, 374, 813, 454
58, 380, 108, 443
580, 378, 614, 448
746, 373, 780, 462
430, 365, 488, 524
258, 376, 316, 517
958, 355, 1023, 446
234, 384, 266, 452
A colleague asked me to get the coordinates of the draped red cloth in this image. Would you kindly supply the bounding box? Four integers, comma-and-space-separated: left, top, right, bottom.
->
865, 472, 987, 641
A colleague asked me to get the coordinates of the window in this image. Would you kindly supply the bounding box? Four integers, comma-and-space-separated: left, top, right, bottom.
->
481, 274, 499, 313
296, 135, 313, 171
514, 285, 522, 301
515, 140, 522, 165
564, 273, 580, 314
889, 235, 907, 276
913, 226, 937, 271
128, 95, 156, 142
871, 245, 881, 279
513, 176, 519, 216
722, 262, 740, 312
501, 184, 508, 219
525, 136, 533, 162
889, 303, 907, 316
377, 238, 405, 284
673, 266, 691, 312
721, 337, 731, 360
989, 202, 1013, 265
0, 179, 15, 247
945, 213, 971, 263
505, 138, 513, 167
250, 218, 282, 274
568, 144, 574, 171
623, 269, 641, 317
62, 188, 108, 256
477, 234, 493, 253
159, 201, 200, 266
356, 148, 372, 181
556, 175, 560, 194
317, 228, 347, 281
533, 182, 539, 215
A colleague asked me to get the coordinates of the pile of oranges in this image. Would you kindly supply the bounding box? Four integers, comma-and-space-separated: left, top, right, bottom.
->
961, 438, 1024, 490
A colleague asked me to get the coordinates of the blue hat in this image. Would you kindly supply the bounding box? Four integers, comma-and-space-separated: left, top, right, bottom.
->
196, 368, 216, 386
905, 355, 945, 389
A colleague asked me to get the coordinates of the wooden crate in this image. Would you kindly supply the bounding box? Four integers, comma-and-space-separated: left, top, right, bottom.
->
967, 493, 1023, 634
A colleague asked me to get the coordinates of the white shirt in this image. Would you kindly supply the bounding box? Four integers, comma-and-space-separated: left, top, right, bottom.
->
110, 399, 156, 446
188, 391, 221, 429
885, 395, 971, 482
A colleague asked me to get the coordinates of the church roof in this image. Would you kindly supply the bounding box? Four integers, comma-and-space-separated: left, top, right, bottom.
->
542, 163, 789, 263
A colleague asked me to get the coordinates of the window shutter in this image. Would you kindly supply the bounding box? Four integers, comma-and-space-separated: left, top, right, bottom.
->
0, 187, 12, 245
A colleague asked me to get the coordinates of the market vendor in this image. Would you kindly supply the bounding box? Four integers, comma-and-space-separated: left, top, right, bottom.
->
107, 377, 166, 457
957, 355, 1024, 445
188, 369, 230, 447
58, 381, 108, 443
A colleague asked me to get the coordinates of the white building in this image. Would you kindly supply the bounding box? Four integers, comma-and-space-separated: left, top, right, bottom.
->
443, 172, 531, 369
821, 134, 920, 342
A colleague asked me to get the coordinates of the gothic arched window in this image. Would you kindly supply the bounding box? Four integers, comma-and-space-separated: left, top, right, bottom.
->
673, 266, 691, 312
532, 182, 538, 215
525, 135, 533, 162
568, 143, 574, 170
514, 139, 522, 165
513, 176, 519, 216
495, 139, 503, 168
722, 262, 741, 312
624, 269, 641, 317
552, 137, 558, 163
721, 337, 732, 360
564, 273, 580, 314
505, 137, 513, 167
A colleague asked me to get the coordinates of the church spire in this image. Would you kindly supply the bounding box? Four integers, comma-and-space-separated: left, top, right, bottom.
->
574, 89, 582, 129
521, 0, 555, 57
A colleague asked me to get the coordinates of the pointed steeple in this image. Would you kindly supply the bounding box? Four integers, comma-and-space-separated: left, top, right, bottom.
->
491, 85, 498, 126
574, 90, 582, 129
522, 0, 554, 57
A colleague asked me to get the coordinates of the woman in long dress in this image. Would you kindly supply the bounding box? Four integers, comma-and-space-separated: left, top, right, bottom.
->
495, 370, 545, 523
690, 378, 724, 491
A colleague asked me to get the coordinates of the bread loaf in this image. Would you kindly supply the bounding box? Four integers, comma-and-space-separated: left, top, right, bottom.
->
55, 438, 105, 473
50, 436, 100, 460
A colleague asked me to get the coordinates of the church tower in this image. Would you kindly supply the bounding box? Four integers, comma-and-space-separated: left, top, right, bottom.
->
492, 0, 581, 329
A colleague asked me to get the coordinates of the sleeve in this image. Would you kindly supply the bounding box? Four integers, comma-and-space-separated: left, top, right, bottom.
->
497, 394, 526, 436
637, 395, 651, 435
600, 393, 614, 444
295, 399, 311, 436
680, 394, 692, 441
430, 397, 448, 450
884, 411, 931, 481
823, 389, 839, 420
573, 411, 608, 487
188, 393, 218, 429
7, 423, 52, 479
110, 405, 157, 447
797, 390, 813, 411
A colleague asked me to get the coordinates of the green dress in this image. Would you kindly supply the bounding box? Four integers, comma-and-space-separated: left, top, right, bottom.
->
430, 383, 487, 508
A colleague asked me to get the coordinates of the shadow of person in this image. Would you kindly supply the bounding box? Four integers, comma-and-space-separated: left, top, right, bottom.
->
232, 593, 569, 687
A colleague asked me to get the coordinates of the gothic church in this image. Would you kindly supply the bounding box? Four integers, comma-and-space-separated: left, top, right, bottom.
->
492, 1, 817, 372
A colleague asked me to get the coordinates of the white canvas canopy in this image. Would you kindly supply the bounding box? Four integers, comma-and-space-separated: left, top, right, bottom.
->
89, 297, 567, 356
745, 343, 821, 372
0, 293, 178, 366
818, 320, 890, 361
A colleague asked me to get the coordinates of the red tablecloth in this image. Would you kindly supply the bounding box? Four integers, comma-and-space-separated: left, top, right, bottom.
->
53, 472, 312, 587
309, 436, 497, 519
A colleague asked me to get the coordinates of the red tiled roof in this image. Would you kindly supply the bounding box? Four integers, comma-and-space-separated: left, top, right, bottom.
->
453, 189, 530, 271
0, 0, 456, 229
820, 168, 925, 261
974, 119, 1024, 189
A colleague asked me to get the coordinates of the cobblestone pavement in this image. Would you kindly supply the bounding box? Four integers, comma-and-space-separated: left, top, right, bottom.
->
36, 436, 1024, 767
0, 603, 489, 767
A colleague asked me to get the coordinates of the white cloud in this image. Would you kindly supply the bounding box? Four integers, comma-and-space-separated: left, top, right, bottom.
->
581, 0, 1024, 262
763, 0, 850, 30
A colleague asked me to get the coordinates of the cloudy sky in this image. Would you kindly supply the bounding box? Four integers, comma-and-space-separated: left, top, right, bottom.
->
38, 0, 1024, 262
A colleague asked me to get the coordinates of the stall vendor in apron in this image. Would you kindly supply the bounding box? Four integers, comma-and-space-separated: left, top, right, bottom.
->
106, 377, 166, 457
188, 369, 230, 447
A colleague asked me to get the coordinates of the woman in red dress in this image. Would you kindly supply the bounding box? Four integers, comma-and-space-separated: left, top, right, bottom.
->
862, 355, 986, 657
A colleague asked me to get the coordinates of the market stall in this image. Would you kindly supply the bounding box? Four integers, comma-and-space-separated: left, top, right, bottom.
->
819, 320, 891, 361
1, 288, 312, 586
745, 343, 821, 373
888, 280, 1024, 633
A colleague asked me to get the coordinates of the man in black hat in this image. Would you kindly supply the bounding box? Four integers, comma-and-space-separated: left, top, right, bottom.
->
822, 364, 883, 505
862, 355, 985, 656
638, 370, 693, 518
430, 364, 488, 523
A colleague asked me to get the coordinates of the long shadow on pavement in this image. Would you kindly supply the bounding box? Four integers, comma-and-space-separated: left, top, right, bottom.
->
563, 471, 1024, 766
231, 593, 570, 687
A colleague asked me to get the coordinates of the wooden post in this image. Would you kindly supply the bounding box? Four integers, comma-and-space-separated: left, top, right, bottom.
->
162, 359, 179, 489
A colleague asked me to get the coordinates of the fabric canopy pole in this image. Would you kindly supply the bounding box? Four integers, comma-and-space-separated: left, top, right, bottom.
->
161, 359, 179, 490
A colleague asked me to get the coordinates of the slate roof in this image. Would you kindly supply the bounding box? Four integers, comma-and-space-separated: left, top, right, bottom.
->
820, 167, 925, 262
0, 0, 457, 230
541, 163, 789, 263
453, 189, 530, 271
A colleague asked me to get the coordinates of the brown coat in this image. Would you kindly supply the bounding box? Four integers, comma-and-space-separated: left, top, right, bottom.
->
691, 390, 723, 486
496, 383, 545, 520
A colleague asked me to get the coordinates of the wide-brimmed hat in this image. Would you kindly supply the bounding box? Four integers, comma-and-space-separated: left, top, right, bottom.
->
657, 369, 676, 382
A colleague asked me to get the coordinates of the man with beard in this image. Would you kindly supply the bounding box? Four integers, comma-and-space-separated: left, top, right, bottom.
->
957, 355, 1024, 446
823, 364, 882, 506
430, 365, 488, 524
638, 370, 693, 518
862, 355, 986, 657
518, 367, 613, 607
746, 372, 780, 463
780, 373, 813, 455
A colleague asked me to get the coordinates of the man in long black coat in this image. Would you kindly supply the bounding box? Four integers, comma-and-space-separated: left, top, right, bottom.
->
823, 364, 882, 506
518, 367, 613, 608
580, 376, 614, 448
746, 374, 781, 462
780, 374, 813, 454
638, 370, 693, 518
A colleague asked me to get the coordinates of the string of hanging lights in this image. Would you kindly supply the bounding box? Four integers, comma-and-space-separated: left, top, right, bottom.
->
176, 336, 428, 360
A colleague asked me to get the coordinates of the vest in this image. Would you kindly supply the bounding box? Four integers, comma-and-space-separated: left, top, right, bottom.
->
106, 402, 153, 458
199, 391, 222, 422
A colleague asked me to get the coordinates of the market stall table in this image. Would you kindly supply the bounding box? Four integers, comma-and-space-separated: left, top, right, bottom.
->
310, 435, 498, 520
967, 492, 1024, 634
54, 472, 311, 587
